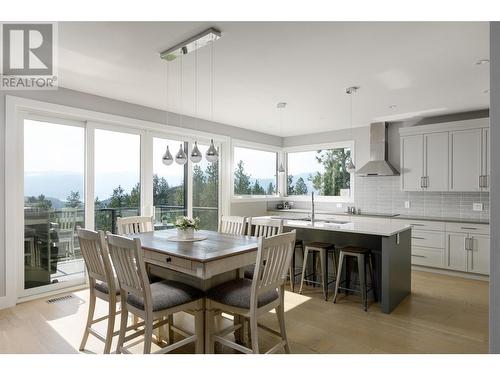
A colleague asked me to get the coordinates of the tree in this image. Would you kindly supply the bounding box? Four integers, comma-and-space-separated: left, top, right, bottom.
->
126, 183, 140, 208
234, 160, 252, 195
65, 190, 82, 208
108, 185, 126, 209
153, 174, 170, 205
295, 177, 308, 195
266, 182, 275, 195
287, 174, 295, 195
192, 165, 206, 207
310, 149, 351, 196
26, 194, 52, 209
251, 180, 266, 195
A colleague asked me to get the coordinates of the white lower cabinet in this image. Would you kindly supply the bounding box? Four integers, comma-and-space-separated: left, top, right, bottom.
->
445, 232, 490, 275
468, 234, 490, 275
411, 246, 444, 268
445, 233, 468, 271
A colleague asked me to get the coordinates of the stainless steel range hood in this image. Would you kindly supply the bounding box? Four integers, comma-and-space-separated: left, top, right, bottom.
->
356, 122, 400, 177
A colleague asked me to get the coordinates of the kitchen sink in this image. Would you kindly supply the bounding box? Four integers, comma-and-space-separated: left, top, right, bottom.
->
270, 216, 349, 225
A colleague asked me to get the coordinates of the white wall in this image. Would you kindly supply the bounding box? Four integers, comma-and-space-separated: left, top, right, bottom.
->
489, 21, 500, 354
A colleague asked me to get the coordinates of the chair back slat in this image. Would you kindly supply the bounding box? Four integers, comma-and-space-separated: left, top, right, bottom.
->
57, 208, 77, 231
250, 231, 296, 309
247, 217, 283, 238
106, 233, 150, 300
77, 228, 115, 289
116, 216, 154, 235
219, 216, 247, 236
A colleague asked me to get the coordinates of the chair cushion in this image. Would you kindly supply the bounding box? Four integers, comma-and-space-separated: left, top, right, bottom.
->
127, 280, 204, 312
95, 280, 120, 295
207, 278, 279, 309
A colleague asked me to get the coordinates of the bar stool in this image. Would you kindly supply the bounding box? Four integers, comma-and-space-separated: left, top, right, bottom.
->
289, 240, 304, 292
298, 242, 337, 300
332, 246, 376, 311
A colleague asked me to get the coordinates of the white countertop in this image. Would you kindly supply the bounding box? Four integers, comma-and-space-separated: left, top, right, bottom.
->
257, 216, 410, 237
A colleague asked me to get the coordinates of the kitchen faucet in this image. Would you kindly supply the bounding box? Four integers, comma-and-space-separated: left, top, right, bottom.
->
311, 192, 315, 224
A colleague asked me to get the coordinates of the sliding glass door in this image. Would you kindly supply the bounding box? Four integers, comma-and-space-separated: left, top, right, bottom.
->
19, 113, 221, 299
23, 118, 86, 294
94, 129, 141, 233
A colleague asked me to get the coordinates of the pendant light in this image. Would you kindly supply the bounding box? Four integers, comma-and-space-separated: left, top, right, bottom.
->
162, 145, 174, 165
175, 52, 188, 165
205, 36, 219, 163
277, 102, 286, 174
346, 86, 359, 174
190, 41, 202, 164
162, 62, 174, 165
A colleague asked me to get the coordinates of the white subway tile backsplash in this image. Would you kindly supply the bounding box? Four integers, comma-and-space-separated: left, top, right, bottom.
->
277, 175, 490, 221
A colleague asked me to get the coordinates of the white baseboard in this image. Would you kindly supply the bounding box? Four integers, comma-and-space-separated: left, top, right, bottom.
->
16, 283, 88, 304
412, 265, 489, 281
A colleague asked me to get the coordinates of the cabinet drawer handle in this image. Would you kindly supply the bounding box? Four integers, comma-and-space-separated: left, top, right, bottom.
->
166, 257, 172, 263
411, 254, 426, 258
410, 223, 424, 227
461, 227, 477, 230
411, 236, 425, 240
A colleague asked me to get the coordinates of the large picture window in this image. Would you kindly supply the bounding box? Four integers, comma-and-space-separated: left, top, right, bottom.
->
233, 146, 278, 196
287, 144, 353, 198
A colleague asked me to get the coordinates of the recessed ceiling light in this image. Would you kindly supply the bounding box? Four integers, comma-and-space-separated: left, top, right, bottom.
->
475, 59, 490, 66
389, 104, 397, 109
483, 88, 490, 94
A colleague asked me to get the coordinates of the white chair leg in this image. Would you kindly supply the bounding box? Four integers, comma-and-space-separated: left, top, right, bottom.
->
143, 314, 153, 354
116, 302, 129, 354
276, 303, 291, 353
79, 290, 96, 351
103, 299, 116, 354
250, 316, 259, 354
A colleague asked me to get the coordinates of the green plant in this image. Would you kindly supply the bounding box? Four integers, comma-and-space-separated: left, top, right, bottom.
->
174, 216, 201, 231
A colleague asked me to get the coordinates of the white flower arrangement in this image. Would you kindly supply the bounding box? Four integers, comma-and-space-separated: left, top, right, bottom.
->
174, 216, 200, 231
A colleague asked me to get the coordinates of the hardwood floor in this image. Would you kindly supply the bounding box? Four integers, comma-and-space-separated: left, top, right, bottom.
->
0, 270, 489, 354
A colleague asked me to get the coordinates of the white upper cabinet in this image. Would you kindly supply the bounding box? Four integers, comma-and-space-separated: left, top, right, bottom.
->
482, 128, 490, 192
424, 132, 449, 191
449, 129, 482, 192
399, 118, 489, 192
401, 135, 424, 191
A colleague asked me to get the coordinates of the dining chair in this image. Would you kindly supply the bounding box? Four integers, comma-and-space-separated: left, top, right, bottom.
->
116, 215, 154, 235
77, 227, 120, 354
247, 217, 283, 237
244, 217, 284, 279
205, 230, 296, 354
219, 215, 248, 236
54, 208, 77, 259
106, 233, 205, 354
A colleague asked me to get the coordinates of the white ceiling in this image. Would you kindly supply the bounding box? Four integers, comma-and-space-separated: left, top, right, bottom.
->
58, 22, 490, 137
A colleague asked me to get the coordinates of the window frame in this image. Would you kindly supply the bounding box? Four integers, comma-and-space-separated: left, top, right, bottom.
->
284, 140, 355, 203
231, 139, 283, 201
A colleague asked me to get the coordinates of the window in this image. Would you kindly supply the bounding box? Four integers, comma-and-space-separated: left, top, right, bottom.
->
24, 119, 85, 290
94, 129, 141, 233
233, 146, 278, 196
287, 144, 352, 198
192, 143, 219, 231
152, 138, 187, 229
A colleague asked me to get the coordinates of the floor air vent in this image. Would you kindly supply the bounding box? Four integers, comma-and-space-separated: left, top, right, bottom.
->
46, 295, 74, 304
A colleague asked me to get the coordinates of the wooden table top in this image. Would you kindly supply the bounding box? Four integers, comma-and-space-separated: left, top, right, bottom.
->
125, 229, 259, 263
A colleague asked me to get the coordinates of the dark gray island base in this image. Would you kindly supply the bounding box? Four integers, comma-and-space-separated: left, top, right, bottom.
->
284, 226, 412, 314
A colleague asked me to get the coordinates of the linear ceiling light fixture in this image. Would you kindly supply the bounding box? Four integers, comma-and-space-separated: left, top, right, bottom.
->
160, 28, 221, 62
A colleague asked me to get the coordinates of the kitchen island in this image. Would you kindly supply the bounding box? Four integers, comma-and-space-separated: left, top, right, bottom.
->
256, 216, 412, 314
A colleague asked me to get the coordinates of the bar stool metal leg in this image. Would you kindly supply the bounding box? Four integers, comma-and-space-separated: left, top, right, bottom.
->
320, 249, 328, 300
357, 253, 367, 311
299, 247, 309, 294
332, 251, 344, 304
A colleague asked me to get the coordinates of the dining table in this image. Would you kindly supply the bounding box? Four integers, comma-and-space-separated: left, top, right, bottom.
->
124, 229, 260, 352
